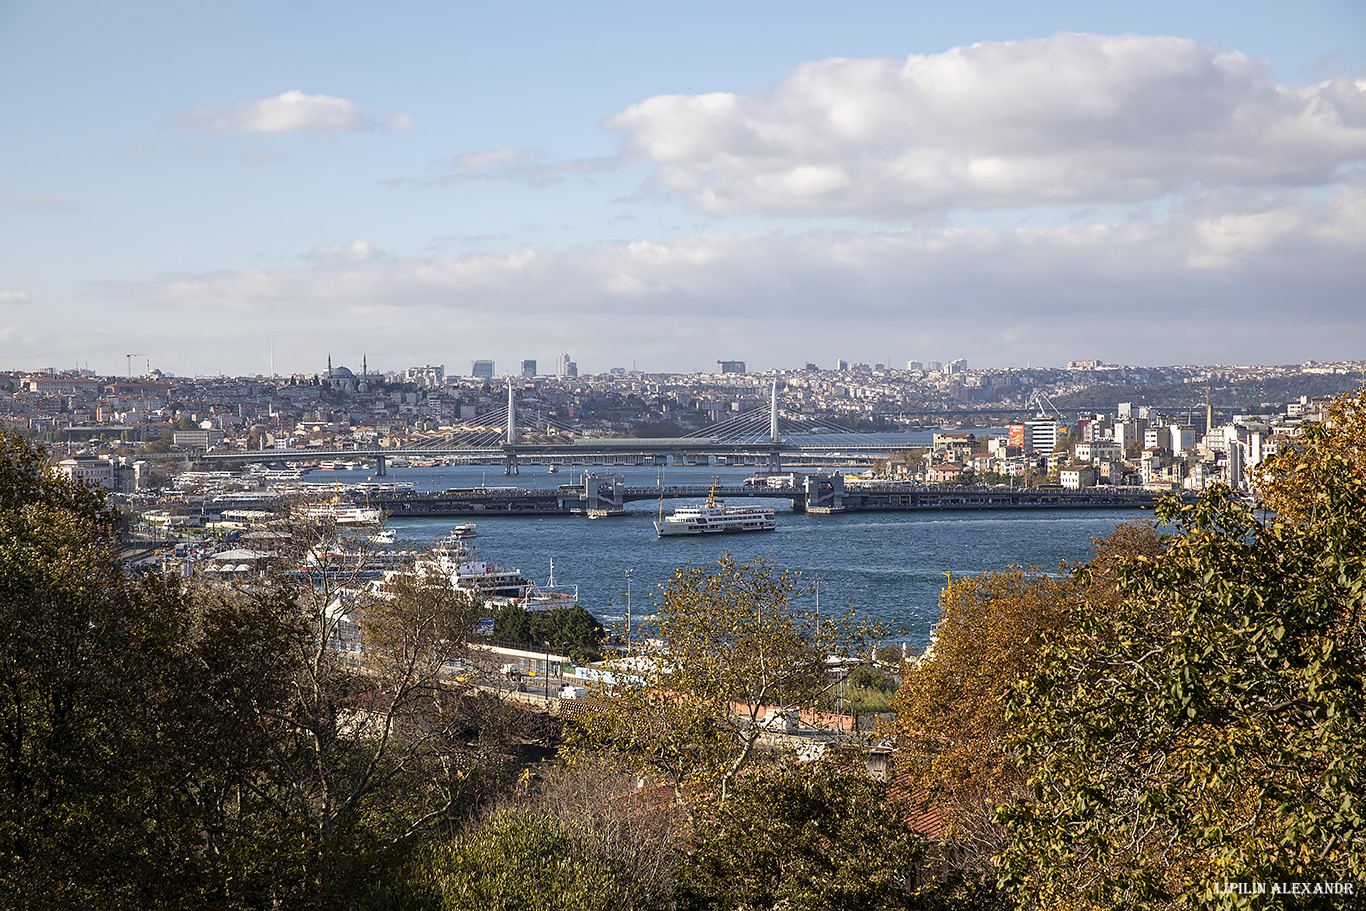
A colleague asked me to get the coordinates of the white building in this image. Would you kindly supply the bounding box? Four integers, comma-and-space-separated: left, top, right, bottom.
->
1060, 465, 1098, 489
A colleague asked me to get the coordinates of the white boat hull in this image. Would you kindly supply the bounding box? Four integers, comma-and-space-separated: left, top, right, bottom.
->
654, 498, 777, 537
654, 519, 776, 536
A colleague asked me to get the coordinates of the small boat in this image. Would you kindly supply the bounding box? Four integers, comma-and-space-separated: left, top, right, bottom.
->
448, 522, 477, 538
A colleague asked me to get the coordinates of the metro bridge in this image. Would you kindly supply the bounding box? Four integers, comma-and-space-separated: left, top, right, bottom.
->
202, 382, 910, 475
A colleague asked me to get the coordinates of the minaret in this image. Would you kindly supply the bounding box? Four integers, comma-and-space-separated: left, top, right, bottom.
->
327, 353, 332, 378
362, 354, 367, 378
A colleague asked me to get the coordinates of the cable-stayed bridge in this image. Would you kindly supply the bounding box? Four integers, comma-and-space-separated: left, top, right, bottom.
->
204, 382, 923, 475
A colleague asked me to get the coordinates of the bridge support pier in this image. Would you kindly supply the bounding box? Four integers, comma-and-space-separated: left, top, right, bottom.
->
504, 453, 519, 475
375, 454, 386, 476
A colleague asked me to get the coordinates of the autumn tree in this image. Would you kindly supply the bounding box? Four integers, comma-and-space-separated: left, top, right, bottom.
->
999, 392, 1366, 909
893, 569, 1074, 876
677, 761, 929, 911
892, 523, 1163, 901
567, 555, 884, 817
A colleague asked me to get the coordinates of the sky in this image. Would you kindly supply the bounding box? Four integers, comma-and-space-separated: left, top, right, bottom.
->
2, 1, 1364, 378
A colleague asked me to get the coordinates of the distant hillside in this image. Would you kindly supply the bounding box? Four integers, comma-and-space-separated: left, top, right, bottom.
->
1056, 373, 1366, 415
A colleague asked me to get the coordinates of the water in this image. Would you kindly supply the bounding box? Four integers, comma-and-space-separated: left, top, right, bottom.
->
310, 462, 1142, 650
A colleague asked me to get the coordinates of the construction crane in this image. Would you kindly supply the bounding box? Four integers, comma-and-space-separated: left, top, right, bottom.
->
1027, 390, 1064, 420
125, 354, 147, 381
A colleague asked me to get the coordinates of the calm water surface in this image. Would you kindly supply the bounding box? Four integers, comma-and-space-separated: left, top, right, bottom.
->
313, 463, 1145, 650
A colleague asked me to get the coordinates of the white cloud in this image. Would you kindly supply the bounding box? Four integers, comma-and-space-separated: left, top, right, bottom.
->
183, 90, 414, 134
0, 327, 36, 347
606, 34, 1366, 217
454, 148, 525, 170
387, 148, 615, 189
105, 182, 1366, 368
305, 240, 388, 264
0, 291, 32, 305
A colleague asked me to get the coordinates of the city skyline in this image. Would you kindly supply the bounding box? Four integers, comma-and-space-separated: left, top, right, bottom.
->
2, 1, 1364, 377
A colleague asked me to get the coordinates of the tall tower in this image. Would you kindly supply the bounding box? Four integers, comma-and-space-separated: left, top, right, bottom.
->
506, 381, 516, 444
770, 380, 779, 443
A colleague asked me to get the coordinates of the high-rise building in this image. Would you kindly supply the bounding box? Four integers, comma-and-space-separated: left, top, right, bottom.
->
906, 360, 924, 371
520, 359, 537, 378
555, 353, 577, 378
471, 359, 495, 380
405, 365, 445, 388
716, 360, 746, 374
836, 359, 849, 371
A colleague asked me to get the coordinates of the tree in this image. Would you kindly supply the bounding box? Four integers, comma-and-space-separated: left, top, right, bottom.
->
225, 515, 521, 872
0, 431, 304, 907
892, 568, 1074, 892
891, 524, 1162, 901
678, 761, 929, 911
363, 757, 684, 911
567, 555, 884, 817
999, 392, 1366, 910
0, 435, 529, 908
1251, 387, 1366, 524
368, 808, 670, 911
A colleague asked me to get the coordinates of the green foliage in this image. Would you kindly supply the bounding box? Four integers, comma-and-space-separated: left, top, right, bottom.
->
999, 393, 1366, 910
365, 809, 667, 911
892, 524, 1162, 900
679, 761, 928, 911
493, 602, 605, 656
567, 555, 884, 814
876, 643, 906, 665
0, 431, 518, 908
847, 663, 897, 694
838, 663, 899, 714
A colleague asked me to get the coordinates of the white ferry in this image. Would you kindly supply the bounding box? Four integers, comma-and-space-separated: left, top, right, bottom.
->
654, 490, 777, 537
409, 535, 576, 608
294, 500, 384, 527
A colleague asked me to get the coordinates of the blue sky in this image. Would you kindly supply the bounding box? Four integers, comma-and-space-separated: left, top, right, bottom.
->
2, 1, 1363, 377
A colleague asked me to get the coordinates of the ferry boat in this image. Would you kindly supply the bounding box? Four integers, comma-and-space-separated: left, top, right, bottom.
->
654, 489, 777, 537
304, 542, 421, 577
409, 535, 576, 608
294, 500, 384, 527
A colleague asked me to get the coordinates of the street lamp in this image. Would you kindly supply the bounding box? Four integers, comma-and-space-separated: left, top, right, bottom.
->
624, 568, 633, 654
